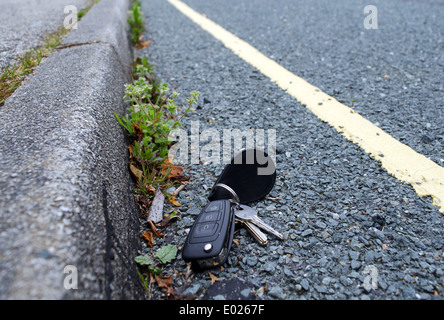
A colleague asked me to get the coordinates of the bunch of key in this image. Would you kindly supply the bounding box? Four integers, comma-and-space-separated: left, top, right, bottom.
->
234, 203, 285, 246
215, 183, 285, 245
182, 183, 284, 270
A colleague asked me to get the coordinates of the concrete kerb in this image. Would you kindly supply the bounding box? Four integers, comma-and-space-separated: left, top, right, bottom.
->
0, 0, 143, 299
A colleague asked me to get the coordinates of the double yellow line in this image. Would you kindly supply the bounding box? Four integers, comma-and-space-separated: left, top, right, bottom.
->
167, 0, 444, 213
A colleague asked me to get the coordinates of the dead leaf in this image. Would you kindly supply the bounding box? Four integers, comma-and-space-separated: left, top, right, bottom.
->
147, 187, 164, 223
169, 196, 181, 207
157, 211, 179, 229
382, 244, 388, 250
232, 238, 239, 245
146, 184, 156, 193
132, 123, 144, 142
148, 220, 165, 238
209, 272, 218, 284
169, 166, 184, 178
160, 158, 185, 179
141, 231, 154, 247
136, 40, 151, 49
155, 274, 175, 298
128, 145, 134, 159
176, 175, 190, 182
129, 163, 143, 181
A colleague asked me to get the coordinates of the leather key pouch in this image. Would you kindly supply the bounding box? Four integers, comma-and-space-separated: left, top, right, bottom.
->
208, 148, 276, 204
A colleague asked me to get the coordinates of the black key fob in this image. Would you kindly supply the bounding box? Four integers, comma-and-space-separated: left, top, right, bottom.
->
182, 199, 235, 270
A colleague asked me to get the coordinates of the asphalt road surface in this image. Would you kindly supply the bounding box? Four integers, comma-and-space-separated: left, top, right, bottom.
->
139, 0, 443, 300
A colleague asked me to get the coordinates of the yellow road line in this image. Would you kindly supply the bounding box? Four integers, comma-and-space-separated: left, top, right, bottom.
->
167, 0, 444, 213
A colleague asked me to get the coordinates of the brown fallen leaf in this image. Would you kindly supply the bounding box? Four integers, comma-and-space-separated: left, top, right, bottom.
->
136, 40, 151, 49
129, 163, 143, 181
176, 175, 190, 182
132, 123, 144, 142
155, 274, 175, 298
232, 238, 239, 245
169, 196, 181, 207
160, 158, 184, 179
208, 272, 218, 285
157, 211, 179, 229
169, 166, 184, 179
148, 220, 164, 238
141, 231, 154, 247
146, 184, 156, 193
128, 145, 134, 159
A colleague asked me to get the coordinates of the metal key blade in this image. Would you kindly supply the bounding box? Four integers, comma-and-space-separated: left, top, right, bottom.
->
236, 218, 268, 246
235, 205, 285, 240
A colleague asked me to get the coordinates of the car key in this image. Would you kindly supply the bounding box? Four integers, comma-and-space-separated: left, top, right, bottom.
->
235, 217, 268, 246
234, 204, 285, 240
182, 199, 235, 270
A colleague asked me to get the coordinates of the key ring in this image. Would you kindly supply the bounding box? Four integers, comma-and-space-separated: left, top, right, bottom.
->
212, 183, 241, 206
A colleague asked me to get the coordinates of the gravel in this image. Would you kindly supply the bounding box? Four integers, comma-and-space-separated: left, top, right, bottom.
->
138, 0, 444, 300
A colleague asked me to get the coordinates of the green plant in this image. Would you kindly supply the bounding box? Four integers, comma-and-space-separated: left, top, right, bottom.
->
116, 57, 199, 192
135, 245, 177, 275
128, 1, 145, 45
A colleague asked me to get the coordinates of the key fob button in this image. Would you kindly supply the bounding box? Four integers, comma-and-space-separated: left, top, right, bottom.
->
206, 202, 220, 212
197, 210, 220, 223
204, 243, 213, 252
194, 222, 219, 237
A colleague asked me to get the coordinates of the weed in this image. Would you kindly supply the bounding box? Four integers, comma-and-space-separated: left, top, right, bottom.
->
116, 57, 199, 193
135, 245, 177, 297
128, 1, 145, 45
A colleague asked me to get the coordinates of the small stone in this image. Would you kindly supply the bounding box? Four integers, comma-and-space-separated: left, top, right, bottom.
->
301, 278, 309, 291
240, 288, 252, 298
315, 285, 327, 293
245, 256, 258, 267
351, 260, 362, 270
349, 251, 360, 261
268, 286, 285, 299
316, 221, 327, 229
184, 284, 201, 296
